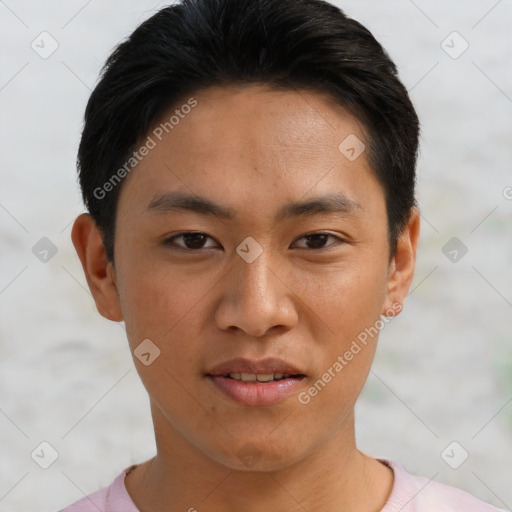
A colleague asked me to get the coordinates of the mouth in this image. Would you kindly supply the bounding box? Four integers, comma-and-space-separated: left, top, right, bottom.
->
206, 356, 306, 377
206, 358, 306, 406
214, 372, 305, 382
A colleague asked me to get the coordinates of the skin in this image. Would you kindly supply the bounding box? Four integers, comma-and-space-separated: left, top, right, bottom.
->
72, 84, 420, 512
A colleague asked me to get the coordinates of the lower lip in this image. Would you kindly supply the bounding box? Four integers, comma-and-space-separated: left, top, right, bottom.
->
207, 375, 305, 407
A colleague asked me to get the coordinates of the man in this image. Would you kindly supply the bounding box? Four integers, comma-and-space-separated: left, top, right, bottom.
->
63, 0, 504, 510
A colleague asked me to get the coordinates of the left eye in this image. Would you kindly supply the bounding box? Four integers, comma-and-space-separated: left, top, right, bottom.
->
292, 233, 343, 250
164, 232, 344, 251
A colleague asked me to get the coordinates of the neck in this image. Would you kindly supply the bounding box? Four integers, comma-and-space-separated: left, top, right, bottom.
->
125, 405, 394, 512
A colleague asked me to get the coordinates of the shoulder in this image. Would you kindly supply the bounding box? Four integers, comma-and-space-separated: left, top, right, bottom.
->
58, 466, 139, 512
380, 459, 507, 512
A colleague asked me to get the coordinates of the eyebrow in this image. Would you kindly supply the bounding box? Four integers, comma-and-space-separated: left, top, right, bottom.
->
146, 191, 361, 222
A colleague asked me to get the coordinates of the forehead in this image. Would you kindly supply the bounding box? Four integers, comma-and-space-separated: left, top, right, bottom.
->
117, 84, 382, 221
168, 84, 365, 156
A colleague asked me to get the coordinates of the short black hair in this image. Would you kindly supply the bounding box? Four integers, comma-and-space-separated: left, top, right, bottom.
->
77, 0, 419, 262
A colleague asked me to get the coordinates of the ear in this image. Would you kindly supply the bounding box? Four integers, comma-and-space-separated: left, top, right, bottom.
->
71, 213, 123, 322
382, 207, 420, 316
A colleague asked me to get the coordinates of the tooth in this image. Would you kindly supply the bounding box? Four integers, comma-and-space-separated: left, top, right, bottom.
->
240, 373, 257, 381
256, 373, 274, 382
229, 373, 241, 380
274, 373, 284, 379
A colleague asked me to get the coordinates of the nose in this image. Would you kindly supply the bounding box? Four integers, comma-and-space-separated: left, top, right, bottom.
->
214, 249, 298, 337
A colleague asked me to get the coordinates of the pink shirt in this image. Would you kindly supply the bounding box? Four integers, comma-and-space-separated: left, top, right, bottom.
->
59, 459, 506, 511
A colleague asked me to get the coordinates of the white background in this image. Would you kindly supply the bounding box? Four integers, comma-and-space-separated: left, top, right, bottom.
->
0, 1, 511, 510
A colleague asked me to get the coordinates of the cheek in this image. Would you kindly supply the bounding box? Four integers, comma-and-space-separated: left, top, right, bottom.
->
116, 264, 209, 408
115, 256, 221, 389
297, 270, 385, 425
116, 245, 208, 333
301, 257, 389, 335
300, 254, 389, 397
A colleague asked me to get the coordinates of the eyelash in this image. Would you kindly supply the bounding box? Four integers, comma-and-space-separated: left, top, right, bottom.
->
163, 231, 347, 252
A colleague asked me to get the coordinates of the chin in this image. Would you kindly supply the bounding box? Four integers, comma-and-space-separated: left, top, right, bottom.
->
210, 438, 308, 473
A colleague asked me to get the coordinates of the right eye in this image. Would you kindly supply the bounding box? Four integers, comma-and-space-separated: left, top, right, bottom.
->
162, 232, 220, 251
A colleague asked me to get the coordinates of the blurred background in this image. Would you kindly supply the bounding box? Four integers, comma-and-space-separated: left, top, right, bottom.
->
0, 1, 511, 510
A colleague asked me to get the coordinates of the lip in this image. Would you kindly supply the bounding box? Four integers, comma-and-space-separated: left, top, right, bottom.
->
206, 357, 305, 376
206, 357, 306, 407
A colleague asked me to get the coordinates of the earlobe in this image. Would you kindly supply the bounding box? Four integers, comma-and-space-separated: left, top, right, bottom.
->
71, 213, 123, 322
381, 208, 420, 316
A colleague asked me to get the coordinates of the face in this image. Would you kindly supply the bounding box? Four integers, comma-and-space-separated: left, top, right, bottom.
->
72, 84, 419, 471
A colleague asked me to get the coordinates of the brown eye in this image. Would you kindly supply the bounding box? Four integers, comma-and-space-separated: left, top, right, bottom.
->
165, 232, 218, 251
293, 233, 344, 250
